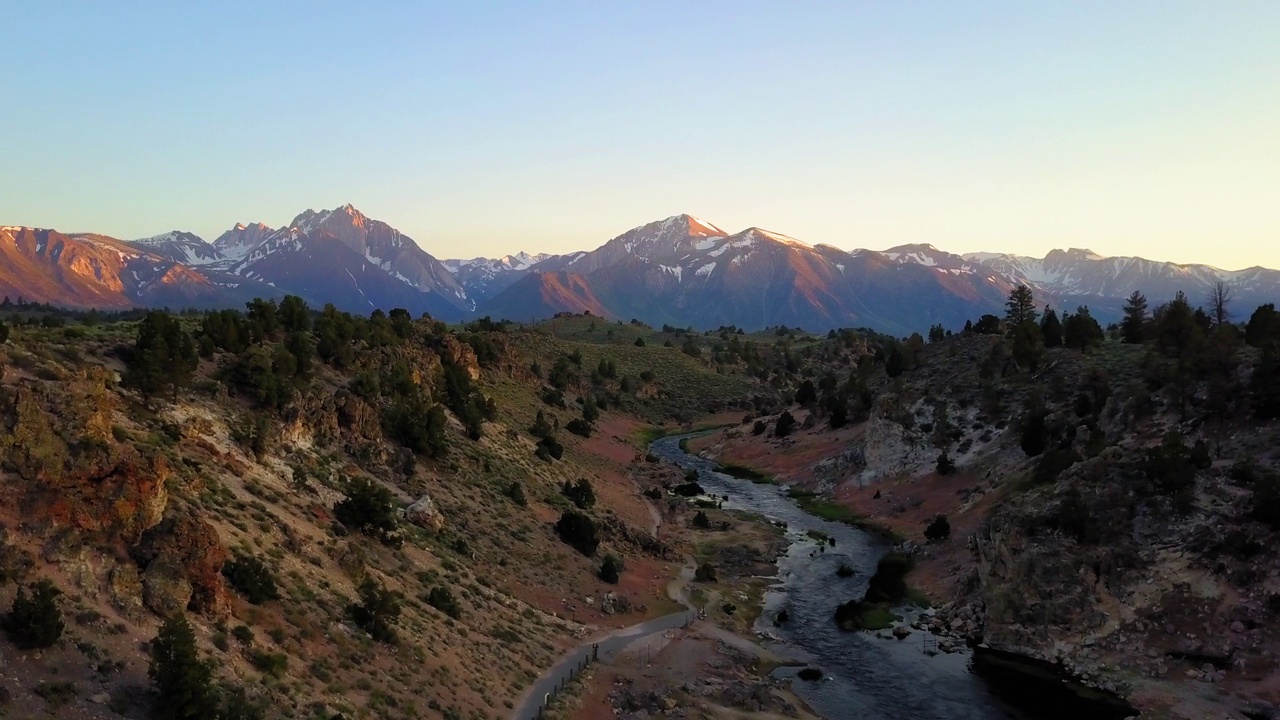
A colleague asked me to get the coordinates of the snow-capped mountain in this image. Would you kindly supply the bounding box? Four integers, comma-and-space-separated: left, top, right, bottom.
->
478, 216, 1015, 334
128, 231, 224, 266
0, 226, 272, 309
5, 207, 1278, 333
211, 222, 275, 264
441, 251, 555, 302
227, 204, 472, 319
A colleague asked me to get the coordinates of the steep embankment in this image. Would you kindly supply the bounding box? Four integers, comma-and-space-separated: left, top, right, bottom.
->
688, 330, 1280, 719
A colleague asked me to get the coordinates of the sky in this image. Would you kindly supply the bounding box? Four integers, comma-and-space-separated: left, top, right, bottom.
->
2, 2, 1278, 269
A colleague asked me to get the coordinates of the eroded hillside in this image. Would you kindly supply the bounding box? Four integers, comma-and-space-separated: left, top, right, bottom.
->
0, 305, 785, 719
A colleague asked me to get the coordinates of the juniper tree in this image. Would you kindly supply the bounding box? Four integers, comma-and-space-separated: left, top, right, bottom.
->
1040, 308, 1063, 348
2, 579, 63, 649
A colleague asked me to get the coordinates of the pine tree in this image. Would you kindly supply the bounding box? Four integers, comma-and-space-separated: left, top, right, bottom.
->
1010, 320, 1045, 372
1063, 306, 1104, 351
125, 311, 199, 399
1040, 308, 1063, 348
277, 295, 311, 333
149, 615, 216, 720
1253, 345, 1280, 420
885, 344, 906, 378
1005, 285, 1038, 327
1246, 304, 1279, 348
1121, 291, 1148, 344
1153, 292, 1203, 359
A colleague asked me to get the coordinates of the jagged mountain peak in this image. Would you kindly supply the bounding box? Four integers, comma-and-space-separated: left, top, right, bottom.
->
133, 230, 207, 246
660, 214, 725, 237
127, 230, 222, 266
226, 204, 472, 317
213, 221, 276, 263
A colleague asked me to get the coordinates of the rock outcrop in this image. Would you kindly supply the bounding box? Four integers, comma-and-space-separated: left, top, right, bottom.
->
403, 493, 445, 532
131, 510, 229, 616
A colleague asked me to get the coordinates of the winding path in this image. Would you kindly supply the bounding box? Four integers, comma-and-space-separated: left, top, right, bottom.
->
511, 607, 697, 720
512, 479, 695, 720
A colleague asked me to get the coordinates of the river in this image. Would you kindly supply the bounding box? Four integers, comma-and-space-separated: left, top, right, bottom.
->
650, 434, 1135, 720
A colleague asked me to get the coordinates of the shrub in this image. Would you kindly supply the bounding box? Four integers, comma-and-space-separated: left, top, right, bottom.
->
1019, 404, 1049, 457
1248, 467, 1280, 531
1145, 432, 1200, 496
935, 452, 956, 475
1033, 448, 1081, 486
231, 625, 255, 645
427, 586, 461, 619
692, 511, 711, 529
561, 478, 596, 509
598, 555, 623, 584
249, 650, 288, 679
863, 553, 912, 604
555, 510, 600, 557
566, 418, 593, 437
923, 515, 951, 542
694, 563, 717, 582
836, 563, 855, 578
672, 481, 704, 497
222, 555, 280, 605
230, 414, 274, 460
2, 579, 64, 649
349, 578, 402, 644
333, 477, 401, 547
505, 481, 527, 506
775, 411, 796, 438
536, 435, 564, 461
752, 420, 767, 435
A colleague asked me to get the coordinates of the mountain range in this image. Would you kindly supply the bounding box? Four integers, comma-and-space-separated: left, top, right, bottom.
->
3, 206, 1277, 334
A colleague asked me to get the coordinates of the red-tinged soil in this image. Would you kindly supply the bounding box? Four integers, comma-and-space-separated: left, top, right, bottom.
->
832, 470, 1003, 598
689, 416, 996, 603
688, 416, 865, 487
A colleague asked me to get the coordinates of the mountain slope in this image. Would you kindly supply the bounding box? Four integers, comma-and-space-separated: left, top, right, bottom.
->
957, 248, 1280, 323
480, 219, 1018, 334
474, 270, 611, 320
441, 251, 554, 301
0, 226, 253, 309
229, 205, 471, 319
211, 222, 274, 263
128, 231, 224, 266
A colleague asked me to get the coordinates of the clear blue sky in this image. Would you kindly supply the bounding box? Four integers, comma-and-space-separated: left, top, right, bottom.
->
3, 1, 1278, 268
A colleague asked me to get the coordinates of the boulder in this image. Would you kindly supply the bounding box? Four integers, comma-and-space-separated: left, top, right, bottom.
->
142, 558, 193, 616
404, 493, 445, 532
